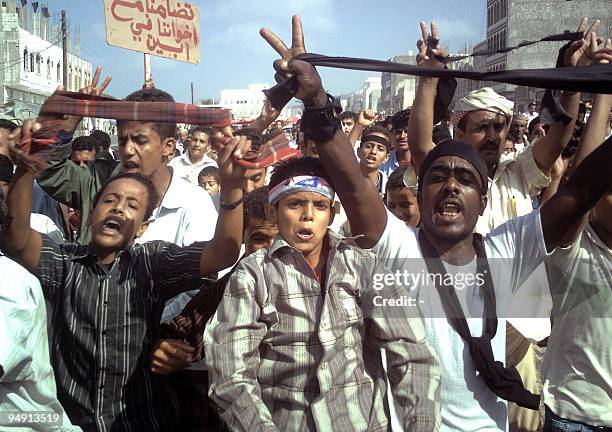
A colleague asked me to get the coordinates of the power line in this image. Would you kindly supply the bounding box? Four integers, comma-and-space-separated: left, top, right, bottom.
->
78, 38, 141, 89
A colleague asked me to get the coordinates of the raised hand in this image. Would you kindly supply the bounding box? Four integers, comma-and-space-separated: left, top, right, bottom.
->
260, 15, 327, 107
216, 135, 252, 189
80, 65, 112, 96
7, 120, 48, 175
416, 21, 447, 69
358, 110, 376, 128
564, 18, 605, 67
37, 66, 113, 136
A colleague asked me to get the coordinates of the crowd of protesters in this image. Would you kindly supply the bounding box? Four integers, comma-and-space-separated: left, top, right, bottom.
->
0, 14, 611, 432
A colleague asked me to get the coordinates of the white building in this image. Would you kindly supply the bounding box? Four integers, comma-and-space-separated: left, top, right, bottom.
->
343, 76, 382, 113
219, 83, 296, 122
0, 0, 114, 135
220, 84, 269, 121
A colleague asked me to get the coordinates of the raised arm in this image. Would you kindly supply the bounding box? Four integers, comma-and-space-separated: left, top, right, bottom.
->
0, 121, 44, 271
260, 16, 387, 247
37, 67, 114, 208
250, 98, 281, 133
541, 134, 612, 252
347, 109, 376, 146
199, 135, 251, 274
407, 22, 447, 174
532, 19, 609, 175
558, 91, 612, 246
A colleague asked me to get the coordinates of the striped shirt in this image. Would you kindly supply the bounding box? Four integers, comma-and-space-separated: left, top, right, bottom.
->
205, 231, 441, 431
34, 235, 207, 432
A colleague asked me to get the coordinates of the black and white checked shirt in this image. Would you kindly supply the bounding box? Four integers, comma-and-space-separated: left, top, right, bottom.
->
34, 235, 206, 432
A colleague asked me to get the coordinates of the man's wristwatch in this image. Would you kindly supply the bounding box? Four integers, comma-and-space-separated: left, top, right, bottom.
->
300, 93, 339, 143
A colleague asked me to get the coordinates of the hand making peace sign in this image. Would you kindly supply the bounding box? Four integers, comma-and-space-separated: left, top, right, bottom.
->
260, 15, 328, 108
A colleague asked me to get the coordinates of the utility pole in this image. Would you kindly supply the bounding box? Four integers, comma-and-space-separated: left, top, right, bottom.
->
143, 53, 153, 88
61, 10, 67, 89
191, 82, 194, 104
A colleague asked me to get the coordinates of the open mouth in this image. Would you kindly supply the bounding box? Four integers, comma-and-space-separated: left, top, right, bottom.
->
436, 200, 462, 220
101, 217, 123, 234
295, 228, 314, 241
366, 156, 377, 163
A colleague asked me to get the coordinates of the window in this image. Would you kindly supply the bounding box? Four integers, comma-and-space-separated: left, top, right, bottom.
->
23, 48, 28, 70
47, 58, 51, 79
29, 53, 34, 72
57, 62, 61, 81
36, 54, 41, 74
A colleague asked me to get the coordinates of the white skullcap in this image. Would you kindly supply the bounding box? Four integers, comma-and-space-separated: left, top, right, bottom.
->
451, 87, 514, 127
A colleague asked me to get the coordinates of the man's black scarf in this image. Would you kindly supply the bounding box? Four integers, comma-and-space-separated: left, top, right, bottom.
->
418, 231, 540, 410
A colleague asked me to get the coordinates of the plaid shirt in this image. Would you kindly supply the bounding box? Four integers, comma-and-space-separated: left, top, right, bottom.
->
205, 231, 441, 431
34, 235, 207, 432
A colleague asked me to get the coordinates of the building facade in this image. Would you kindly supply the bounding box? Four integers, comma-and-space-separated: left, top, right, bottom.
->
0, 0, 112, 134
220, 83, 269, 121
379, 53, 418, 115
342, 76, 382, 113
485, 0, 611, 112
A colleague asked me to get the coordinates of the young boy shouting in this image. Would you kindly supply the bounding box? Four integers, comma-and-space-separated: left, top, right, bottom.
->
0, 119, 250, 431
204, 157, 441, 431
357, 124, 391, 197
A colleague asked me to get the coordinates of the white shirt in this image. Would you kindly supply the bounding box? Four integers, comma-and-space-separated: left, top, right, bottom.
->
374, 209, 548, 432
542, 222, 612, 427
168, 152, 217, 186
476, 143, 550, 234
136, 172, 218, 319
31, 213, 65, 244
0, 254, 80, 431
136, 171, 218, 370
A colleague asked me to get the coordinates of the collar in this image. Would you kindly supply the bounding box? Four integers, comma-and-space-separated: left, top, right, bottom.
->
179, 152, 215, 167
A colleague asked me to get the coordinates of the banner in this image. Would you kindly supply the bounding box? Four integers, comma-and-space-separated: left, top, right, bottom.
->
103, 0, 201, 64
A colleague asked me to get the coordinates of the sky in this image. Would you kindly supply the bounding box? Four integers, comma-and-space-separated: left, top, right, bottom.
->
44, 0, 487, 102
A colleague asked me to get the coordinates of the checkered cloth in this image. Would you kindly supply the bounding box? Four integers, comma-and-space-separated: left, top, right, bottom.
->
231, 133, 302, 169
20, 90, 232, 157
40, 91, 232, 127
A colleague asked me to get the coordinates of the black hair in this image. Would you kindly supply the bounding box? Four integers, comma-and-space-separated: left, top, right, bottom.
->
432, 124, 452, 145
386, 166, 408, 192
391, 109, 411, 131
339, 111, 357, 122
243, 186, 270, 228
360, 124, 394, 152
123, 88, 176, 141
0, 187, 8, 230
198, 166, 220, 183
92, 173, 159, 221
71, 135, 100, 154
269, 157, 331, 191
191, 126, 212, 136
234, 127, 264, 151
90, 130, 111, 150
0, 119, 18, 132
527, 115, 542, 137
